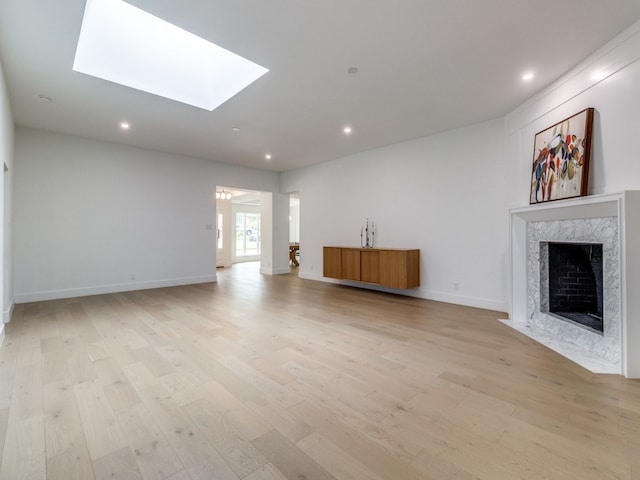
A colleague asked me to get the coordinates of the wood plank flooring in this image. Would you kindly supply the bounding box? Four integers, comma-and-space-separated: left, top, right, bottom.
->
1, 262, 640, 479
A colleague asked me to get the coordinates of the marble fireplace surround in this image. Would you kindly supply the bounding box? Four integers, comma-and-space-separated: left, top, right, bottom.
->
507, 191, 640, 378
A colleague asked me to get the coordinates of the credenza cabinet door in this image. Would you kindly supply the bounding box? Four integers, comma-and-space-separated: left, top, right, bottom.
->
341, 249, 361, 281
360, 250, 380, 284
323, 247, 342, 279
379, 250, 420, 289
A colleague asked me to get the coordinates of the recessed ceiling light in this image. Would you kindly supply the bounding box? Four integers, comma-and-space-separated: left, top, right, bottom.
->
343, 126, 352, 134
120, 122, 130, 130
265, 154, 272, 160
232, 127, 240, 132
522, 72, 534, 81
73, 0, 268, 111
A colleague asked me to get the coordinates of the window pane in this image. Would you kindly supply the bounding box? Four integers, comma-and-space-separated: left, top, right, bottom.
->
235, 212, 261, 257
236, 213, 246, 256
245, 213, 260, 255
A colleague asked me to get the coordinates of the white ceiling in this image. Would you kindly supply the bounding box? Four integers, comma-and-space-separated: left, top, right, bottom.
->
2, 1, 640, 172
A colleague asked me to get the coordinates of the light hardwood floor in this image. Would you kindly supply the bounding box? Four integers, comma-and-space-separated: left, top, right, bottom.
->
1, 262, 639, 479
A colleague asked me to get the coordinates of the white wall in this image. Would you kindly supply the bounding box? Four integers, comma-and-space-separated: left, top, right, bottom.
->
281, 118, 509, 312
505, 21, 640, 207
14, 128, 279, 302
259, 192, 290, 275
0, 58, 14, 342
504, 21, 640, 323
12, 20, 640, 314
281, 20, 640, 314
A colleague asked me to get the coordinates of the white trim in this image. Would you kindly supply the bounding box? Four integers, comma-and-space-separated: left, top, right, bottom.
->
509, 191, 640, 378
15, 275, 217, 303
260, 266, 291, 275
412, 290, 508, 313
300, 272, 507, 312
298, 272, 329, 283
3, 297, 14, 323
0, 323, 4, 349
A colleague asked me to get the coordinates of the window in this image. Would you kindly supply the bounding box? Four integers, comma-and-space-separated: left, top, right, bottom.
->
236, 212, 261, 257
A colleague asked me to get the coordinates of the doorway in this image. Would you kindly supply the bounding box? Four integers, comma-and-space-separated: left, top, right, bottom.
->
215, 187, 263, 268
235, 211, 261, 258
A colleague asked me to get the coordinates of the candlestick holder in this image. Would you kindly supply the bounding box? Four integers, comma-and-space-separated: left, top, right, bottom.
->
360, 218, 375, 248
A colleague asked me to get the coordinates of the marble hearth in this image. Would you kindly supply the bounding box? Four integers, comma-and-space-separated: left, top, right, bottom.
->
507, 191, 640, 378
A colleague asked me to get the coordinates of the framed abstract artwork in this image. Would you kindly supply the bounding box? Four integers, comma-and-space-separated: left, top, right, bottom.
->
530, 107, 594, 204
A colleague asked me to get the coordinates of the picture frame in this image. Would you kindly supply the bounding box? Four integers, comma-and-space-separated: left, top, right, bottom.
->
530, 107, 594, 204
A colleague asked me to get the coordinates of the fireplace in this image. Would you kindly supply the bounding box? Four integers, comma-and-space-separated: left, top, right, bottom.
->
541, 242, 603, 333
521, 214, 620, 372
507, 191, 640, 378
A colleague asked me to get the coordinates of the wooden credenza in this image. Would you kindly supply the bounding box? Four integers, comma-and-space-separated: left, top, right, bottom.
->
323, 247, 420, 289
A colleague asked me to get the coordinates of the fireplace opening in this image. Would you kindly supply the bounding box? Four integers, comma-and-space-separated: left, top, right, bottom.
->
542, 242, 604, 333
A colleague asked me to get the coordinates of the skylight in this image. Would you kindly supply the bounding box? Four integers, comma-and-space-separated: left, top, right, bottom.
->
73, 0, 268, 111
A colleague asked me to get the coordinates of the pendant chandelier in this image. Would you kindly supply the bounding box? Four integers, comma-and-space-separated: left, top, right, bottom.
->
216, 189, 231, 200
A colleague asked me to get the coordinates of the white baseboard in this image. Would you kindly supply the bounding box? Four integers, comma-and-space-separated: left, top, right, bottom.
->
14, 275, 218, 304
3, 297, 14, 323
0, 323, 4, 349
260, 266, 292, 275
298, 272, 507, 313
410, 288, 508, 313
298, 272, 327, 282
